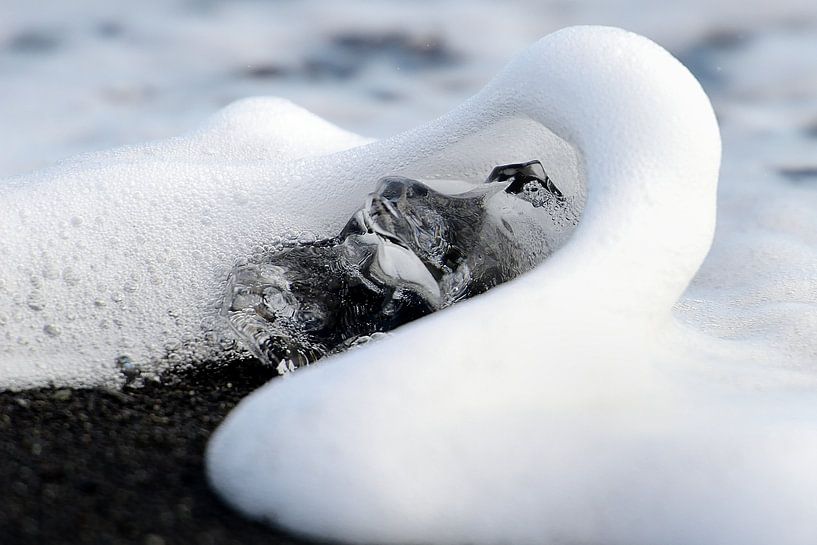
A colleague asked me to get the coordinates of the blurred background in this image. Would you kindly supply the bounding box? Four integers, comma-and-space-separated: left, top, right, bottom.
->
1, 0, 816, 178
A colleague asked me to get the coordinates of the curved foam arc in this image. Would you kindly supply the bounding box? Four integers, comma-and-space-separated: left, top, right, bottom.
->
208, 27, 817, 545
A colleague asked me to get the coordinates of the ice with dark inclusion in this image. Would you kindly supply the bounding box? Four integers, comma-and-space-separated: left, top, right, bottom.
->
223, 160, 580, 373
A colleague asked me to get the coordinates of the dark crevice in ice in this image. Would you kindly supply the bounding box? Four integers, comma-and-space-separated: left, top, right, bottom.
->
223, 160, 581, 374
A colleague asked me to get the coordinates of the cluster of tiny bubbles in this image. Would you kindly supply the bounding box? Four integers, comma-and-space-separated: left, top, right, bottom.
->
345, 331, 390, 350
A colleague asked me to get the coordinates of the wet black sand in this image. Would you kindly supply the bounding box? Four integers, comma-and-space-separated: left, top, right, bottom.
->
0, 360, 305, 545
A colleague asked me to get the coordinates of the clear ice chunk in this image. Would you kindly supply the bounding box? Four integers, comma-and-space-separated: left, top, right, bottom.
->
489, 159, 565, 207
223, 160, 580, 373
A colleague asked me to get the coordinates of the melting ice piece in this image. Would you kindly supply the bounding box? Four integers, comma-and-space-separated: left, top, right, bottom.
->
489, 159, 565, 206
223, 161, 580, 372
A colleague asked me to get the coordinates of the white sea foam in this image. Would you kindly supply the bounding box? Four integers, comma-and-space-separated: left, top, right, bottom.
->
0, 97, 372, 389
0, 53, 578, 390
205, 27, 817, 545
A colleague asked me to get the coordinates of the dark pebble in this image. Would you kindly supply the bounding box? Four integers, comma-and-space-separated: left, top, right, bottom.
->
803, 122, 817, 139
779, 166, 817, 184
6, 29, 61, 54
293, 31, 461, 82
244, 64, 290, 79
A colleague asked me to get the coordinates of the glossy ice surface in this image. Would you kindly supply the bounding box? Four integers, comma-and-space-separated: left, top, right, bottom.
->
223, 161, 580, 372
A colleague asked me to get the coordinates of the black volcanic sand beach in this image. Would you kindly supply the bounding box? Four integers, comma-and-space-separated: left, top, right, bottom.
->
0, 359, 309, 545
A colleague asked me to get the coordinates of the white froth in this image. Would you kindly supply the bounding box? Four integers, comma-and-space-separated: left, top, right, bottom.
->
0, 97, 371, 389
0, 65, 578, 390
205, 26, 817, 545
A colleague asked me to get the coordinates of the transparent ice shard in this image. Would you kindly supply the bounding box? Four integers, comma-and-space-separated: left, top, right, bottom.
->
223, 160, 580, 372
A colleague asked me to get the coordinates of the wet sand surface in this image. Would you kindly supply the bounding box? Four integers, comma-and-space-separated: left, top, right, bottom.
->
0, 360, 306, 545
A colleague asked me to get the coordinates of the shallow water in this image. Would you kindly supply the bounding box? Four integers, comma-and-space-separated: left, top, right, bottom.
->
2, 0, 815, 177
